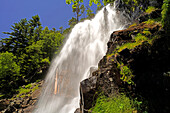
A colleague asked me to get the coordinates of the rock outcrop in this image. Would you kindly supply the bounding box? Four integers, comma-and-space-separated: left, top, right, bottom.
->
80, 20, 170, 113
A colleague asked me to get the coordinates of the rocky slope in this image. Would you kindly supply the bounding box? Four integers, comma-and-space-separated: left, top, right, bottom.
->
0, 81, 43, 113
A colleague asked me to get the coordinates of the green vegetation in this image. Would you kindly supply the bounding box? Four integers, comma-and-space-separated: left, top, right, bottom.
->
161, 0, 170, 32
143, 19, 155, 25
142, 29, 151, 36
128, 23, 137, 28
91, 94, 135, 113
0, 15, 65, 98
16, 83, 39, 98
145, 6, 157, 14
116, 33, 148, 53
0, 52, 20, 97
117, 63, 134, 85
108, 31, 160, 85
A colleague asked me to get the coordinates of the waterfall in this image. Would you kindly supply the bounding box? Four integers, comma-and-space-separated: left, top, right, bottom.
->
34, 3, 129, 113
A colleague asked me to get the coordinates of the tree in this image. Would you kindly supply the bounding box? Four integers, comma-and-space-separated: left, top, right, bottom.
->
40, 27, 64, 61
86, 7, 95, 19
0, 16, 65, 83
67, 0, 85, 26
0, 52, 20, 97
17, 27, 64, 82
1, 15, 42, 57
69, 17, 77, 28
66, 0, 115, 6
59, 26, 64, 34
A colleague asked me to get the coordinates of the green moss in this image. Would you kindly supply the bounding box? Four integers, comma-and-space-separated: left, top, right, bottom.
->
128, 23, 137, 28
143, 18, 162, 25
0, 94, 4, 98
32, 85, 39, 92
144, 19, 155, 25
117, 43, 138, 52
16, 88, 31, 97
116, 34, 148, 53
145, 6, 156, 14
91, 94, 135, 113
135, 33, 148, 42
25, 84, 32, 89
142, 30, 151, 36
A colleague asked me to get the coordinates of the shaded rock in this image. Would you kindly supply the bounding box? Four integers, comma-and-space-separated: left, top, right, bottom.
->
31, 87, 41, 100
0, 99, 9, 111
137, 9, 162, 23
80, 76, 97, 112
23, 106, 34, 113
74, 108, 81, 113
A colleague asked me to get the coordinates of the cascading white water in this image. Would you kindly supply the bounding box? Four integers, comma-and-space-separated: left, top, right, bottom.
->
34, 3, 129, 113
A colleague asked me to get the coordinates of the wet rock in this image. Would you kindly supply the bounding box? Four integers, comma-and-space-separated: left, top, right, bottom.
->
74, 108, 81, 113
31, 87, 41, 100
23, 106, 34, 113
80, 76, 97, 112
22, 98, 30, 106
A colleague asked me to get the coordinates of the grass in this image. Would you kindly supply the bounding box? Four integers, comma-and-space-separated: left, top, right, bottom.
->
16, 83, 39, 98
116, 33, 148, 53
91, 94, 135, 113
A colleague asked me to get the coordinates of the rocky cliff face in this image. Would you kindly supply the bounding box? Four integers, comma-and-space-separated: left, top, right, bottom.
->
80, 10, 170, 113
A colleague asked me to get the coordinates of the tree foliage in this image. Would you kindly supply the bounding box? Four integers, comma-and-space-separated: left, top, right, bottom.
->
0, 16, 65, 97
66, 0, 115, 6
0, 52, 20, 96
86, 7, 95, 19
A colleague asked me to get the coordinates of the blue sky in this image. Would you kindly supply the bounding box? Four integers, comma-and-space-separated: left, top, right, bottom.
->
0, 0, 96, 38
